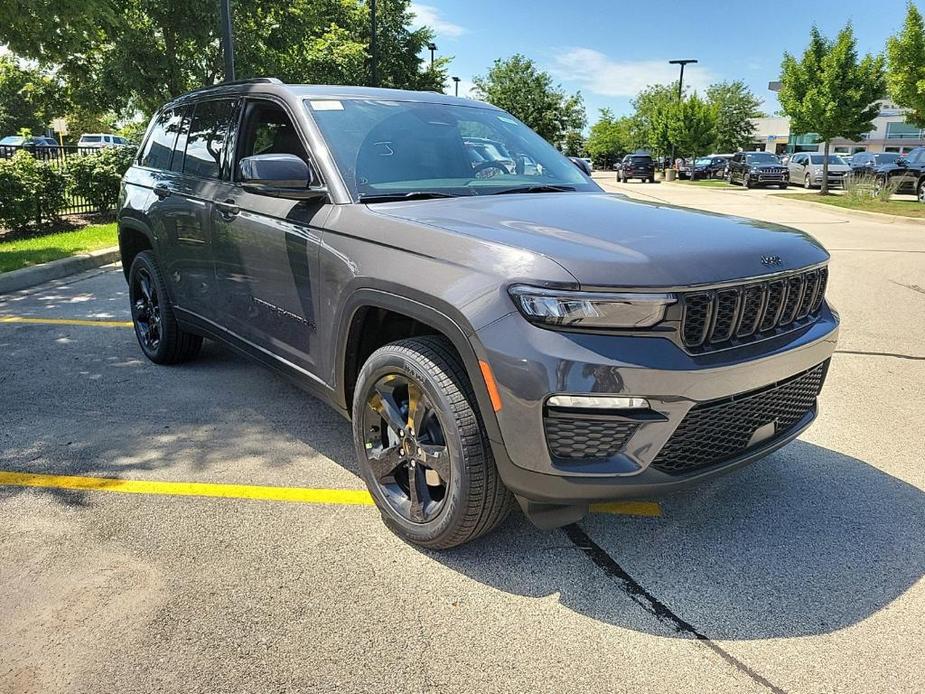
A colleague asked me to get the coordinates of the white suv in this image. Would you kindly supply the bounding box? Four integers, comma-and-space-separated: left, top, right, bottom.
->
78, 133, 129, 149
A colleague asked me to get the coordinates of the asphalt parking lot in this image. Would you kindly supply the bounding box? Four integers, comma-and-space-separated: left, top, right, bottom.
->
1, 184, 924, 693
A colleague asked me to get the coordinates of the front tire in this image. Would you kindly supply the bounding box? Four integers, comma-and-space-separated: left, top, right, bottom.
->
352, 336, 513, 549
917, 179, 925, 204
128, 251, 202, 364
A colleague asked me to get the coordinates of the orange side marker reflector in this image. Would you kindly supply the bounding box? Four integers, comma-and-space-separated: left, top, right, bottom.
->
478, 360, 503, 412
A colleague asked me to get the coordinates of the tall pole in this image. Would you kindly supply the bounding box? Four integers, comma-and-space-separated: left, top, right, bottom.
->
219, 0, 235, 82
370, 0, 378, 87
427, 42, 437, 70
452, 76, 460, 96
668, 59, 697, 168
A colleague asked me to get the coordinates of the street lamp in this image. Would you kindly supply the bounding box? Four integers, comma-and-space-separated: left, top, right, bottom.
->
452, 76, 460, 96
427, 42, 438, 69
219, 0, 235, 81
668, 59, 698, 169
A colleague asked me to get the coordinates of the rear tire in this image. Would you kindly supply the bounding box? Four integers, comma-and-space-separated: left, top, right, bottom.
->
128, 251, 202, 364
352, 336, 513, 549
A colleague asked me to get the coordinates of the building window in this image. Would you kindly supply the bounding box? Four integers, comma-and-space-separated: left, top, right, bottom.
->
833, 146, 850, 154
885, 121, 925, 139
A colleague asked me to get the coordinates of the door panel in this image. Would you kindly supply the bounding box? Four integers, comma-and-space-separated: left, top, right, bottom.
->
211, 187, 331, 373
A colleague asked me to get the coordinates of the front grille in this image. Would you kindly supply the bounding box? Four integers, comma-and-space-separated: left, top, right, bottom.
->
545, 417, 639, 460
758, 167, 785, 174
680, 266, 827, 351
651, 362, 828, 475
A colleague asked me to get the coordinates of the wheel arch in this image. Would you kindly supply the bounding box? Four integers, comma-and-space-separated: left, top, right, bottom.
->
335, 288, 504, 446
118, 219, 155, 280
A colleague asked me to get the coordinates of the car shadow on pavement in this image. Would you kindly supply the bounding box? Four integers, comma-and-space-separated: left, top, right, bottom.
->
429, 440, 925, 641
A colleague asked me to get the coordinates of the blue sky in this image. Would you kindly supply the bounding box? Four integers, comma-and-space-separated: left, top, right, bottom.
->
410, 0, 913, 122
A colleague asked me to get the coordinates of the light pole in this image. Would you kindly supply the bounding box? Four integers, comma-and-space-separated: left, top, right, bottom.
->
668, 58, 697, 169
370, 0, 378, 87
452, 76, 460, 96
427, 42, 438, 69
219, 0, 235, 82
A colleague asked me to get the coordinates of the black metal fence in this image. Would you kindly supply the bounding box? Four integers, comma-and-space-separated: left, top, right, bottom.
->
0, 144, 125, 216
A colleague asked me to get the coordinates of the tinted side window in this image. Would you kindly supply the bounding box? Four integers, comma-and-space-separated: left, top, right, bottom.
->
139, 109, 184, 170
184, 99, 238, 180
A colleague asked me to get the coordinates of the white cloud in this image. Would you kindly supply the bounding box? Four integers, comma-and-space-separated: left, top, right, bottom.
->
551, 48, 716, 98
409, 3, 466, 38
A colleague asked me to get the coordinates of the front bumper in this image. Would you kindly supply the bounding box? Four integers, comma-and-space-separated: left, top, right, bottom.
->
747, 171, 789, 184
476, 305, 839, 503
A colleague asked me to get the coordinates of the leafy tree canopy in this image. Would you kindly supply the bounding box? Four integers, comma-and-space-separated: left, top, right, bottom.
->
887, 2, 925, 127
706, 80, 763, 153
668, 93, 716, 160
473, 54, 585, 146
0, 0, 447, 117
584, 108, 638, 168
0, 56, 64, 135
631, 83, 678, 158
779, 24, 884, 192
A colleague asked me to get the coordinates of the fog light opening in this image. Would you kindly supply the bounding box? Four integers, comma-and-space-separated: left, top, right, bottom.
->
546, 395, 651, 410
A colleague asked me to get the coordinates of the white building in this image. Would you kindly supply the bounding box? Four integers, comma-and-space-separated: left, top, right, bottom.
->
751, 97, 925, 156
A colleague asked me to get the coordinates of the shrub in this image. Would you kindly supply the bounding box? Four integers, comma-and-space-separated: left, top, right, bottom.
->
68, 146, 138, 212
843, 173, 899, 202
0, 150, 68, 230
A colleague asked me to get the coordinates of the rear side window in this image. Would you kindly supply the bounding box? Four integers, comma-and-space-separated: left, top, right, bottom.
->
183, 99, 238, 180
139, 110, 184, 170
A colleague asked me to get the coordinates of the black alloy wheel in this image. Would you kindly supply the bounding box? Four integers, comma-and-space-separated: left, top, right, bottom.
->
362, 373, 450, 523
132, 267, 161, 353
917, 179, 925, 204
128, 251, 202, 364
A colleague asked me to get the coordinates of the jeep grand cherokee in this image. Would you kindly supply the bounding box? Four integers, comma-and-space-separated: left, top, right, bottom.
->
118, 79, 838, 548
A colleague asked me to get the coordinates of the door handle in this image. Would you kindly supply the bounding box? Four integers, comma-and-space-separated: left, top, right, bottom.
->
153, 183, 171, 199
215, 199, 239, 218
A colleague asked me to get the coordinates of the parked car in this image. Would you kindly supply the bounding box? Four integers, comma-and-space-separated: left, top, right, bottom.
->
579, 157, 593, 172
78, 133, 130, 149
0, 134, 59, 159
866, 147, 925, 200
726, 151, 789, 188
617, 152, 655, 182
119, 79, 838, 548
787, 153, 850, 189
690, 156, 729, 180
847, 151, 902, 181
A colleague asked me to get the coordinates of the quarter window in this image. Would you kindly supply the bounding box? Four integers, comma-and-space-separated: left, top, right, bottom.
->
184, 99, 238, 180
139, 109, 184, 170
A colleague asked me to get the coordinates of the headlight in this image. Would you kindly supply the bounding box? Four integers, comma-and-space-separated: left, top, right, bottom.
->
509, 285, 675, 329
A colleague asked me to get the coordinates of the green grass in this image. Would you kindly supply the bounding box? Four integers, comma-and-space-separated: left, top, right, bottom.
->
674, 178, 736, 188
0, 222, 117, 273
777, 193, 925, 219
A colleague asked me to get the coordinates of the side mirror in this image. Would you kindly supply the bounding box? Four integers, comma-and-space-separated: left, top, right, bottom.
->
569, 156, 592, 176
238, 153, 327, 200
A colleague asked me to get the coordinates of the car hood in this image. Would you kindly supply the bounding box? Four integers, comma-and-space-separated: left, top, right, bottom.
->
369, 192, 829, 288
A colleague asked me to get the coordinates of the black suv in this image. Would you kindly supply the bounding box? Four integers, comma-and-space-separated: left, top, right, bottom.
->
617, 152, 656, 182
118, 79, 838, 548
871, 147, 925, 200
726, 151, 789, 188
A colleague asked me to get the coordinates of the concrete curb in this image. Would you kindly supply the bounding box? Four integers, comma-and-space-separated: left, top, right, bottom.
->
0, 246, 121, 295
769, 194, 925, 226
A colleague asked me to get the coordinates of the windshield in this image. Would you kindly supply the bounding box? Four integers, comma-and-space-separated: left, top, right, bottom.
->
0, 136, 24, 145
875, 153, 900, 164
695, 158, 713, 166
745, 152, 780, 164
304, 98, 596, 199
809, 155, 846, 165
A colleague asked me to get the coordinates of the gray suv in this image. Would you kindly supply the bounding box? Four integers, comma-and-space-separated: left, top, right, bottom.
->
118, 79, 839, 548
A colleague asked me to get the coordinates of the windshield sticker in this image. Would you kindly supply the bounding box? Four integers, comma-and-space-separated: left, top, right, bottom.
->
497, 116, 518, 124
310, 100, 344, 111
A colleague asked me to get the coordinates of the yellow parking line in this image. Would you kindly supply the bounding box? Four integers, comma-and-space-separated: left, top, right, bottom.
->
0, 470, 662, 517
0, 316, 133, 328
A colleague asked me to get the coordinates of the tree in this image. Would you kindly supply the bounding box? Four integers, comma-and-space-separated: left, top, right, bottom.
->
473, 54, 585, 145
706, 80, 763, 153
562, 129, 585, 157
631, 83, 678, 159
779, 24, 885, 193
0, 56, 64, 135
0, 0, 446, 117
887, 3, 925, 128
585, 108, 635, 168
668, 94, 716, 163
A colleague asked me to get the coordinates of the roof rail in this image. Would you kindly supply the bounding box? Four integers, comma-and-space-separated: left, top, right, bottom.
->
170, 77, 284, 102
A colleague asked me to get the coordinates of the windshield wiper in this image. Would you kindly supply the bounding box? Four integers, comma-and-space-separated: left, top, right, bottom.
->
486, 184, 576, 195
358, 191, 465, 203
